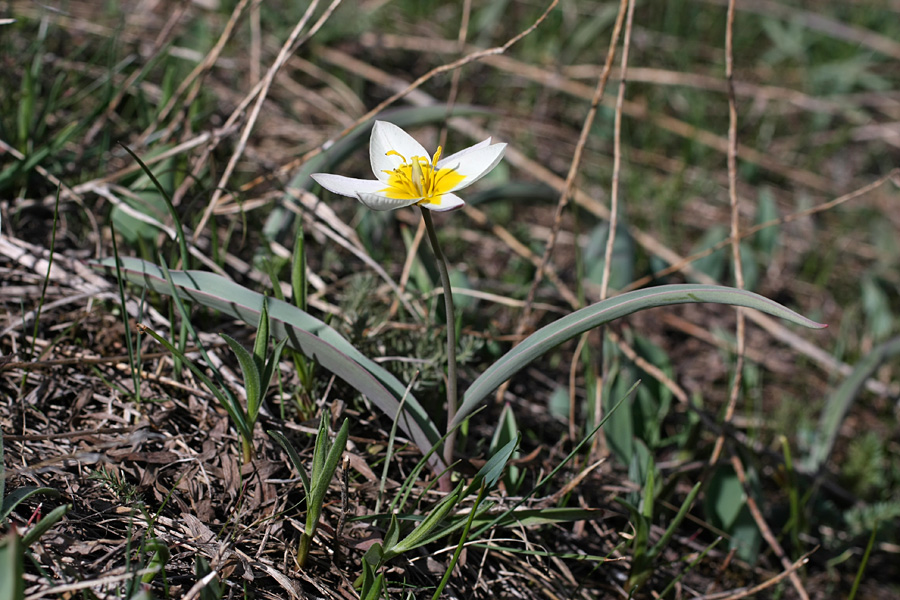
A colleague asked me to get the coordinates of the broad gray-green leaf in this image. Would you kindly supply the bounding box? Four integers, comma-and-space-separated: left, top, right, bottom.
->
91, 257, 440, 460
453, 284, 825, 429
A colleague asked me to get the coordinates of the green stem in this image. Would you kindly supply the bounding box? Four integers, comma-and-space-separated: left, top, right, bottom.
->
421, 208, 458, 470
432, 482, 487, 600
241, 436, 253, 465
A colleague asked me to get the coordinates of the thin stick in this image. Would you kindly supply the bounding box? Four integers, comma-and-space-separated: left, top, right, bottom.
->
494, 0, 629, 405
421, 208, 458, 469
141, 0, 251, 144
592, 0, 636, 461
438, 0, 473, 150
517, 0, 627, 331
387, 218, 427, 320
600, 0, 635, 301
730, 454, 811, 600
709, 0, 744, 467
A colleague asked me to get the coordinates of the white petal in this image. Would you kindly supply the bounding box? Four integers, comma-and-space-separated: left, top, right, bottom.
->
440, 143, 506, 192
311, 173, 387, 198
357, 192, 421, 211
421, 192, 465, 212
435, 138, 492, 169
369, 121, 429, 183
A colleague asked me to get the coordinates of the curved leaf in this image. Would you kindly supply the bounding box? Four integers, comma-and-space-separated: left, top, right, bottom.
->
90, 257, 441, 461
453, 284, 825, 429
1, 487, 61, 523
804, 334, 900, 472
21, 504, 69, 548
220, 334, 262, 421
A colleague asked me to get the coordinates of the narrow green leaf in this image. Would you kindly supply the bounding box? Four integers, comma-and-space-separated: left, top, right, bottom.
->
308, 417, 349, 536
471, 434, 519, 494
433, 483, 488, 600
118, 144, 190, 269
315, 418, 349, 499
471, 381, 639, 539
261, 338, 289, 393
291, 230, 307, 312
21, 507, 73, 550
408, 501, 497, 549
386, 482, 462, 559
268, 430, 311, 499
806, 335, 900, 472
220, 334, 262, 422
1, 487, 61, 524
194, 555, 224, 600
253, 298, 271, 372
310, 414, 330, 500
140, 325, 250, 438
454, 284, 825, 429
359, 559, 383, 600
383, 513, 400, 552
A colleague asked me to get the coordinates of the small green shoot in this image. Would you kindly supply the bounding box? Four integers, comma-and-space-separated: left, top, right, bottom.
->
358, 480, 464, 587
269, 414, 350, 567
290, 228, 317, 415
139, 297, 286, 464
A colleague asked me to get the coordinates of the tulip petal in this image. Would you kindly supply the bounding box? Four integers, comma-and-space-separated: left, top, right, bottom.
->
311, 173, 386, 199
438, 143, 507, 192
435, 138, 492, 168
421, 192, 465, 212
357, 192, 421, 211
370, 121, 429, 183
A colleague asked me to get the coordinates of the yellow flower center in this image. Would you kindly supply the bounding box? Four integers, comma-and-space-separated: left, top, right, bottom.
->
380, 147, 465, 205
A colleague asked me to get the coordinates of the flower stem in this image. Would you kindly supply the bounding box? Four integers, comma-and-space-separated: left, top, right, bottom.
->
420, 208, 458, 469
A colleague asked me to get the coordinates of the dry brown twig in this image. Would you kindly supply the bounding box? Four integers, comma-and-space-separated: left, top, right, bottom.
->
709, 0, 745, 467
141, 0, 253, 144
708, 8, 808, 600
590, 0, 637, 461
193, 0, 343, 242
493, 0, 630, 409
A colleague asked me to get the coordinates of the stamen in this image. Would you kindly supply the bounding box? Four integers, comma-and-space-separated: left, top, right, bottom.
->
410, 159, 425, 196
385, 150, 407, 163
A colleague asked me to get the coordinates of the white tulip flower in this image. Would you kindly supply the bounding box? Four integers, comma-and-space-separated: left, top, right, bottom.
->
311, 120, 506, 212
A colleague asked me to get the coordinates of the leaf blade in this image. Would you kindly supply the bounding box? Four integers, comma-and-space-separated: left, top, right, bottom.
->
454, 284, 825, 429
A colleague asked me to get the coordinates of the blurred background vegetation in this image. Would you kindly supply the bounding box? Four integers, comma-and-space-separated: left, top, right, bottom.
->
1, 0, 899, 597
